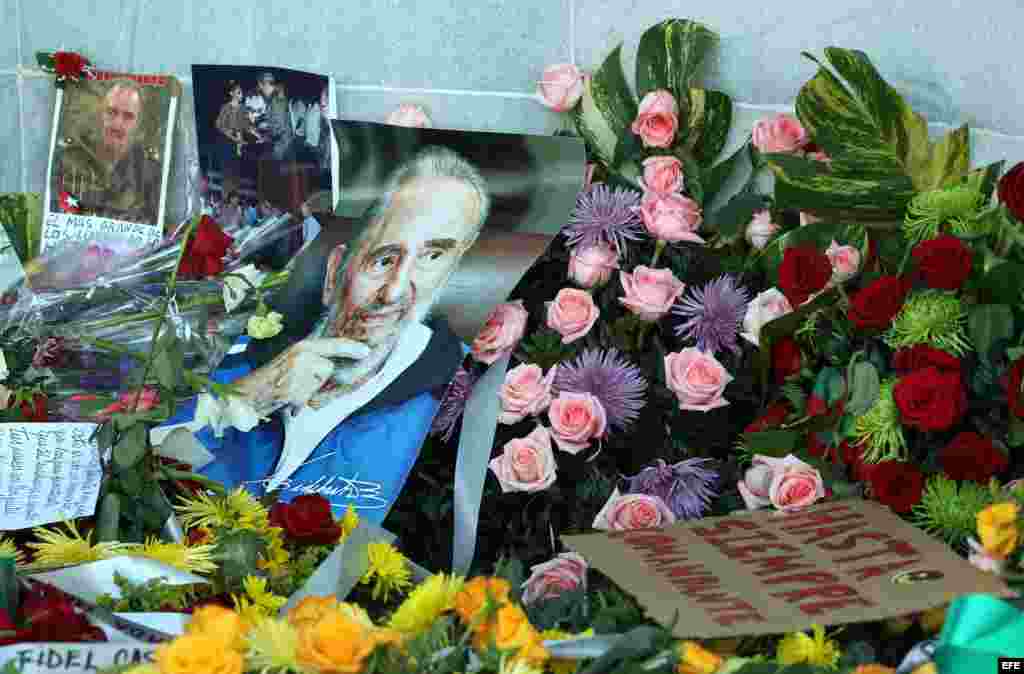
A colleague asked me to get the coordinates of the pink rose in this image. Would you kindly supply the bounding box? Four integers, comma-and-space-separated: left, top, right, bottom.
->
521, 552, 588, 605
630, 90, 678, 148
745, 210, 778, 250
548, 392, 607, 454
738, 454, 825, 512
546, 288, 599, 344
640, 155, 684, 194
618, 265, 685, 321
593, 489, 677, 531
825, 239, 861, 284
472, 301, 529, 364
639, 192, 703, 244
537, 63, 584, 112
386, 103, 432, 128
664, 347, 732, 412
488, 425, 557, 493
498, 363, 557, 425
751, 113, 809, 154
740, 288, 793, 346
568, 242, 619, 288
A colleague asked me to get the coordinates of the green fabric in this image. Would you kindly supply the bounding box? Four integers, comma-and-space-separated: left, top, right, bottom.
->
934, 593, 1024, 672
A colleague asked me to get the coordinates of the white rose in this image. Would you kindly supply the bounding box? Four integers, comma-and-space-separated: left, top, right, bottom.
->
223, 264, 266, 312
740, 288, 793, 347
194, 392, 262, 437
745, 210, 778, 250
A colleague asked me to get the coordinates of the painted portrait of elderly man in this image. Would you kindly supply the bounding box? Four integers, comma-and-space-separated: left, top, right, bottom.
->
155, 122, 585, 522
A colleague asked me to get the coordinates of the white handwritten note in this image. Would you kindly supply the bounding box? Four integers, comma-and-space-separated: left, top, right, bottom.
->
0, 642, 157, 673
40, 212, 162, 255
0, 423, 102, 530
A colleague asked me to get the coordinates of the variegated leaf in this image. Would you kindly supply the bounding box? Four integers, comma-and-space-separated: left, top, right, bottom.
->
684, 88, 732, 165
635, 19, 716, 101
572, 44, 638, 167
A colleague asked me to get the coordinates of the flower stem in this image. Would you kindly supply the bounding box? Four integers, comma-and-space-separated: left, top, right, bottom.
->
651, 239, 667, 267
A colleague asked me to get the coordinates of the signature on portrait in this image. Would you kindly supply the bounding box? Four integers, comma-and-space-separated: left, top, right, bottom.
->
244, 453, 389, 510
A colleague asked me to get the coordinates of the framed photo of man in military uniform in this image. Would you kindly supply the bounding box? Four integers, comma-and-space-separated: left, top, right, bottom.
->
41, 71, 180, 257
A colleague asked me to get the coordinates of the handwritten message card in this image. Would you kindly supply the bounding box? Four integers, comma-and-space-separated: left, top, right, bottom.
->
0, 423, 102, 530
40, 212, 162, 256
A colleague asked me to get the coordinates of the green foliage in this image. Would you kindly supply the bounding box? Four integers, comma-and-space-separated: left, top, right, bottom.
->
968, 304, 1015, 363
96, 572, 201, 612
518, 330, 577, 370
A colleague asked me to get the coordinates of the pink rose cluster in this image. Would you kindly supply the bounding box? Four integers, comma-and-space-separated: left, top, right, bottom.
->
521, 552, 588, 605
664, 347, 732, 412
737, 454, 825, 512
593, 489, 676, 531
472, 301, 529, 364
618, 265, 685, 321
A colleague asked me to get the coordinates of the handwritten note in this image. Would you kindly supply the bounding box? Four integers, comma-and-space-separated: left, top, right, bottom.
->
0, 423, 102, 530
0, 642, 157, 673
40, 212, 161, 255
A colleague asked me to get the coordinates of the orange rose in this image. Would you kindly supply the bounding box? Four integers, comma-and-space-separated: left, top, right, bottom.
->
453, 576, 511, 627
287, 596, 340, 629
676, 641, 724, 674
155, 634, 244, 674
297, 611, 376, 674
185, 605, 249, 651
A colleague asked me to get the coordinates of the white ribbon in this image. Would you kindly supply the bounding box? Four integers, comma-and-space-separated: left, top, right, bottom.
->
452, 353, 510, 576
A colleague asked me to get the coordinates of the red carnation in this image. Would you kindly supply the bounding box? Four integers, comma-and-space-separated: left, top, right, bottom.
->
867, 461, 924, 513
268, 494, 342, 545
940, 431, 1009, 482
893, 367, 966, 432
892, 344, 962, 375
848, 275, 908, 330
772, 337, 802, 384
998, 161, 1024, 223
19, 393, 48, 422
911, 235, 973, 290
178, 216, 233, 279
1008, 356, 1024, 419
778, 245, 832, 307
744, 402, 790, 434
53, 51, 86, 78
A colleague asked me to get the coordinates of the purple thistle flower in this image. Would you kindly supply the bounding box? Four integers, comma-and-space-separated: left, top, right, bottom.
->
672, 274, 750, 356
431, 367, 479, 442
563, 184, 645, 252
554, 348, 647, 432
624, 458, 719, 520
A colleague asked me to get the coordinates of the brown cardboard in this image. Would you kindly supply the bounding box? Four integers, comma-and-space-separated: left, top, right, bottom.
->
562, 499, 1011, 638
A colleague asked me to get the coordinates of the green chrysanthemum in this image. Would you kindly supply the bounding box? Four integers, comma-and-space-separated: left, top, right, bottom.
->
885, 290, 969, 355
852, 379, 906, 463
903, 185, 983, 244
911, 475, 997, 546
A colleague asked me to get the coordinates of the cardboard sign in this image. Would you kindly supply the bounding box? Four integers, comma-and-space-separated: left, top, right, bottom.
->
563, 499, 1011, 639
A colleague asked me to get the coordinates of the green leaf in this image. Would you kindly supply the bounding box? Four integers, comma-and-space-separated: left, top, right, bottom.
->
95, 492, 122, 542
699, 141, 747, 209
759, 290, 838, 388
963, 160, 1005, 201
845, 361, 880, 416
968, 304, 1014, 362
678, 153, 704, 205
705, 191, 766, 242
572, 45, 637, 167
93, 421, 115, 451
35, 51, 53, 69
767, 48, 971, 221
1009, 416, 1024, 448
154, 333, 184, 390
685, 88, 733, 166
979, 262, 1024, 305
635, 19, 716, 101
113, 424, 147, 470
743, 430, 800, 456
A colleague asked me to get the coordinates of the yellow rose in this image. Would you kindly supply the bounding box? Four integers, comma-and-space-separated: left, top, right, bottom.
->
677, 641, 724, 674
977, 502, 1021, 559
185, 605, 249, 651
154, 634, 245, 674
287, 596, 340, 630
297, 611, 376, 674
247, 311, 284, 339
453, 576, 511, 627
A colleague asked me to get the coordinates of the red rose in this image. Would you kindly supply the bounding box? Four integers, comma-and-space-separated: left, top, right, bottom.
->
848, 275, 908, 330
867, 461, 924, 513
18, 584, 106, 643
778, 245, 832, 307
893, 367, 966, 432
1008, 356, 1024, 419
841, 441, 870, 481
744, 402, 789, 434
53, 51, 86, 78
771, 337, 802, 384
998, 161, 1024, 223
911, 235, 973, 290
940, 431, 1009, 482
178, 216, 233, 279
892, 344, 961, 375
807, 433, 844, 463
19, 394, 48, 422
268, 494, 342, 545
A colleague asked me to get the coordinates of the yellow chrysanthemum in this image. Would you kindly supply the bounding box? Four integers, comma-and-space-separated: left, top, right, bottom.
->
360, 542, 412, 602
243, 575, 288, 613
539, 628, 594, 674
124, 537, 217, 574
257, 528, 290, 576
176, 487, 268, 532
339, 505, 360, 540
776, 625, 841, 668
0, 536, 25, 566
26, 520, 128, 569
246, 615, 302, 674
387, 573, 465, 635
498, 656, 545, 674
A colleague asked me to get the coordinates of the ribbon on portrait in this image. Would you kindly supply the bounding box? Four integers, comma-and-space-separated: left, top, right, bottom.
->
930, 593, 1024, 672
452, 353, 510, 577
